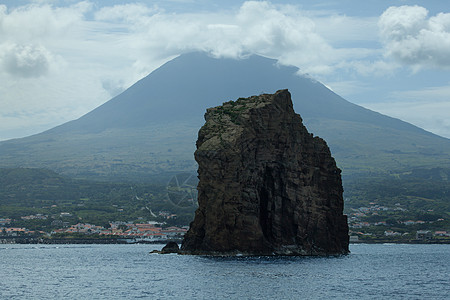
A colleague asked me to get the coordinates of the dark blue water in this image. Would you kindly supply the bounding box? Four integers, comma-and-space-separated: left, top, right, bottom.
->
1, 244, 448, 299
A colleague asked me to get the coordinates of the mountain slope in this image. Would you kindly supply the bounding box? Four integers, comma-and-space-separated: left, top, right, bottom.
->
49, 52, 435, 135
0, 52, 449, 182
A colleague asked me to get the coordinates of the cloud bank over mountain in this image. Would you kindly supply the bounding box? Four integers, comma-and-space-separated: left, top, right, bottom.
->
0, 1, 449, 140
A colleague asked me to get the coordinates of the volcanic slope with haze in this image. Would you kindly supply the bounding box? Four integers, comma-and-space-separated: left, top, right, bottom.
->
0, 52, 449, 182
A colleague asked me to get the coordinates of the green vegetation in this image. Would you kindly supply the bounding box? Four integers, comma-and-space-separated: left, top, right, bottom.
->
304, 117, 450, 177
219, 98, 250, 125
0, 124, 199, 183
0, 115, 448, 184
0, 168, 196, 232
344, 168, 449, 213
1, 166, 449, 242
344, 168, 450, 241
0, 52, 449, 185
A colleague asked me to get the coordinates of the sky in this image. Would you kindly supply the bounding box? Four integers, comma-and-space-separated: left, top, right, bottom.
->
0, 0, 449, 140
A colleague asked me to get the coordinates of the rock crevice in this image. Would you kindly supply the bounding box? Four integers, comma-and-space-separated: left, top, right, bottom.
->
181, 90, 349, 255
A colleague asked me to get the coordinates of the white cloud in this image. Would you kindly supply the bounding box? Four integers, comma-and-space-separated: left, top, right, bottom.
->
0, 2, 137, 133
236, 1, 334, 72
325, 80, 373, 98
95, 3, 158, 23
379, 5, 450, 69
92, 0, 369, 76
364, 84, 450, 138
0, 2, 92, 42
389, 85, 450, 102
338, 59, 398, 77
0, 2, 94, 79
0, 1, 448, 140
0, 43, 53, 77
365, 100, 450, 139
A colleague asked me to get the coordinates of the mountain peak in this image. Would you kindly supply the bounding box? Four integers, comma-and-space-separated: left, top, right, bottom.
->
1, 51, 448, 181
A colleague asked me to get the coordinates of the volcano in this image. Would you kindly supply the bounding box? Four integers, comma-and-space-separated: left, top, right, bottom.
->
0, 52, 449, 182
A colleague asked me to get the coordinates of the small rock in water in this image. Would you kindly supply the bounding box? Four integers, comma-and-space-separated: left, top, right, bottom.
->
160, 241, 180, 254
149, 242, 180, 254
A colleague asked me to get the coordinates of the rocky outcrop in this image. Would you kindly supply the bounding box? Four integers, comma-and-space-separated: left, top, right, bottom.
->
150, 241, 180, 254
161, 241, 180, 254
181, 90, 349, 256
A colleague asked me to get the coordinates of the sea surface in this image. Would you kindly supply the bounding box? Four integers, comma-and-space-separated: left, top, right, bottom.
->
1, 243, 448, 299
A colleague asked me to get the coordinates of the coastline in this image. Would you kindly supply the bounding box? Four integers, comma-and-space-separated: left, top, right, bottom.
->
1, 236, 449, 245
0, 236, 182, 245
350, 239, 450, 244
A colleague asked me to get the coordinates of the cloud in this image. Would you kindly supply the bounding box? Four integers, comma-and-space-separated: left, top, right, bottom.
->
235, 1, 334, 72
0, 1, 448, 140
352, 59, 401, 77
365, 100, 450, 139
0, 2, 92, 42
92, 1, 351, 76
95, 3, 158, 23
379, 5, 450, 69
1, 0, 361, 140
0, 43, 53, 77
363, 84, 450, 138
0, 2, 93, 78
325, 80, 373, 98
389, 84, 450, 102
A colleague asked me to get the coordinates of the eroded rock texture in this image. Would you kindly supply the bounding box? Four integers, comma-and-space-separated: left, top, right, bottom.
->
181, 90, 349, 255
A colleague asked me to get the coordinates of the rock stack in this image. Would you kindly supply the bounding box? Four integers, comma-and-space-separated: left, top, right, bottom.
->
181, 90, 349, 255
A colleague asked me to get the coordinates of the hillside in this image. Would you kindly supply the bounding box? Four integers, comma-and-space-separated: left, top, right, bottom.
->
0, 52, 449, 182
0, 168, 195, 227
1, 167, 447, 238
344, 168, 450, 213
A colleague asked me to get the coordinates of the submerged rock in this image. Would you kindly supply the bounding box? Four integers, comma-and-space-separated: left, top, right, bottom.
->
180, 90, 349, 256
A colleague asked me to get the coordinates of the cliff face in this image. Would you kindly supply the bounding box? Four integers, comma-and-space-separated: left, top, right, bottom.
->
181, 90, 349, 255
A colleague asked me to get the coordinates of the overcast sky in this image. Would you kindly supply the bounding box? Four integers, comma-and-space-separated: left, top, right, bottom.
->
0, 0, 449, 140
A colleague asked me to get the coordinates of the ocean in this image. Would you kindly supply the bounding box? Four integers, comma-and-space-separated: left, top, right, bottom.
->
1, 243, 448, 299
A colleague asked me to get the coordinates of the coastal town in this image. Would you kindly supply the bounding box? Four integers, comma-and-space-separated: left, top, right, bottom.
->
0, 213, 188, 244
1, 202, 449, 244
347, 202, 449, 243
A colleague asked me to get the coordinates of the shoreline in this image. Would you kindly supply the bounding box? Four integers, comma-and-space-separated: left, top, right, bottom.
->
0, 236, 182, 245
351, 239, 450, 244
1, 236, 449, 245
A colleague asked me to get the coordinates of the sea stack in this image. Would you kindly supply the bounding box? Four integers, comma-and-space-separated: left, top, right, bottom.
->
181, 90, 349, 255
